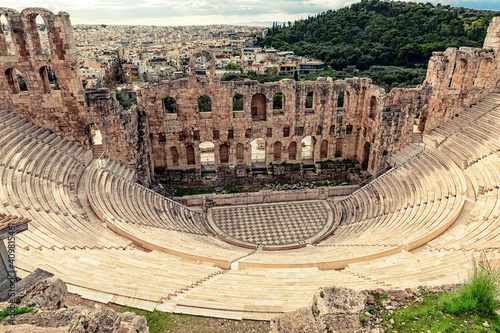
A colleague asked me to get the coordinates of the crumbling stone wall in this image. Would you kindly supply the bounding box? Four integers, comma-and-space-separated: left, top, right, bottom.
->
0, 7, 87, 144
0, 7, 499, 184
140, 74, 395, 178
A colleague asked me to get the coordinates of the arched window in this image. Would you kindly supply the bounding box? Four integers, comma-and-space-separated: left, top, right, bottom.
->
220, 143, 229, 164
369, 96, 377, 119
305, 91, 314, 109
250, 138, 266, 170
288, 142, 297, 160
320, 140, 328, 159
163, 96, 177, 113
329, 125, 335, 135
186, 145, 195, 165
335, 139, 343, 158
233, 94, 243, 111
5, 68, 27, 93
251, 93, 266, 120
26, 13, 51, 55
171, 147, 179, 166
39, 66, 58, 93
361, 142, 371, 171
337, 91, 344, 108
236, 143, 244, 162
273, 93, 283, 110
316, 126, 323, 136
0, 15, 15, 55
273, 142, 282, 160
198, 95, 211, 112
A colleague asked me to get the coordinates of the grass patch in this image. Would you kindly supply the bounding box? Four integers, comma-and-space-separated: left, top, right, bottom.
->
440, 253, 500, 317
0, 305, 37, 321
383, 254, 500, 332
173, 187, 215, 197
113, 305, 269, 333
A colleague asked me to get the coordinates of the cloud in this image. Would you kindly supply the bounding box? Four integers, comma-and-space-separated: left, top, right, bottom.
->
0, 0, 499, 26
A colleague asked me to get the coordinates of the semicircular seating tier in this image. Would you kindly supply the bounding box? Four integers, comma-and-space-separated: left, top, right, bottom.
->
0, 109, 131, 250
2, 89, 500, 321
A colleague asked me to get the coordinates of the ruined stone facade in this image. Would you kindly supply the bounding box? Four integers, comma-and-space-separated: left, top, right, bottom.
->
1, 7, 500, 184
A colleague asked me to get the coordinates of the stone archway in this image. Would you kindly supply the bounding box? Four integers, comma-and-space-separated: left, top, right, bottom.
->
361, 142, 371, 171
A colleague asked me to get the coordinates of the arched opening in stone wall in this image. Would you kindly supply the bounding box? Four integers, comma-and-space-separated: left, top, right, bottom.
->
320, 140, 328, 159
199, 141, 215, 172
170, 146, 179, 166
337, 91, 344, 108
195, 56, 210, 78
288, 141, 297, 160
220, 143, 229, 164
345, 91, 350, 111
369, 96, 377, 120
305, 91, 314, 109
251, 93, 266, 121
329, 125, 335, 135
273, 93, 283, 110
5, 68, 19, 94
0, 15, 15, 55
186, 145, 195, 166
370, 150, 377, 171
361, 142, 371, 171
85, 123, 102, 158
163, 96, 177, 114
26, 14, 51, 55
316, 126, 323, 136
335, 138, 343, 158
15, 69, 27, 92
39, 66, 58, 93
6, 68, 27, 93
198, 95, 212, 112
250, 138, 266, 171
233, 94, 243, 111
236, 143, 244, 162
449, 59, 467, 89
273, 141, 282, 161
301, 136, 315, 168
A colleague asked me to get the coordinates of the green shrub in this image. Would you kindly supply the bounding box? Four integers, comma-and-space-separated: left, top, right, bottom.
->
440, 253, 500, 317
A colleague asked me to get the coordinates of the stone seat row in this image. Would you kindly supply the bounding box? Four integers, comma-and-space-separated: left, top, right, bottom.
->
465, 153, 500, 196
0, 110, 90, 164
344, 249, 500, 289
327, 195, 462, 248
428, 188, 500, 252
0, 165, 130, 250
333, 148, 466, 230
104, 219, 254, 269
14, 247, 222, 311
87, 159, 208, 235
387, 142, 426, 167
158, 267, 383, 321
423, 93, 500, 146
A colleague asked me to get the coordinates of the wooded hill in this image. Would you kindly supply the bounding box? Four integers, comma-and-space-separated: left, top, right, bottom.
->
259, 0, 500, 70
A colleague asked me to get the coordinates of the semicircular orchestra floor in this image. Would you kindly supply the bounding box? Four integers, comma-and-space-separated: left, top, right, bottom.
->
209, 200, 334, 248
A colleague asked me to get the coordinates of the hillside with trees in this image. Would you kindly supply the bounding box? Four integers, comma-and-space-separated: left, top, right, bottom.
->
259, 0, 499, 74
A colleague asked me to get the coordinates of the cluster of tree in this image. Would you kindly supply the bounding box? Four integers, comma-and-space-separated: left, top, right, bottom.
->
221, 65, 426, 92
260, 0, 499, 70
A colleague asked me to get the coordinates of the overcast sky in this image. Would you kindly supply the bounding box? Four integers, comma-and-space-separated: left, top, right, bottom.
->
2, 0, 500, 26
